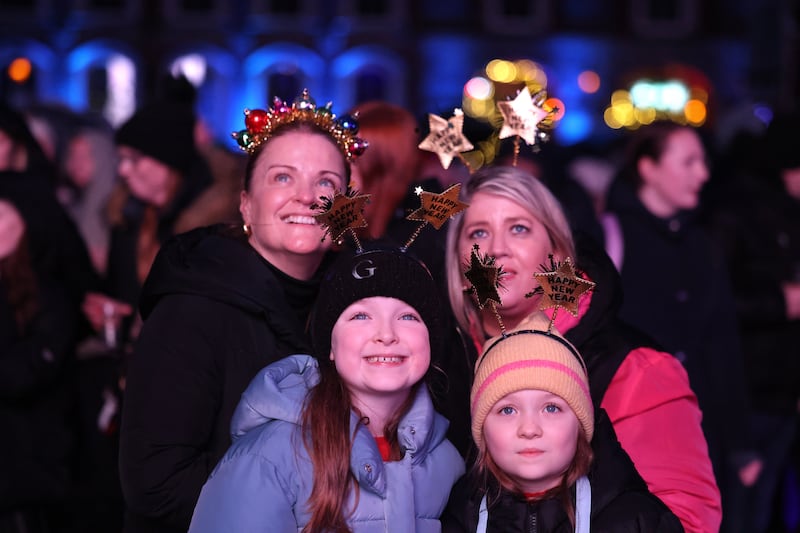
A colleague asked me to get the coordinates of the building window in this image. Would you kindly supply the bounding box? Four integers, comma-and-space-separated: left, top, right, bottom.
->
340, 0, 403, 29
269, 0, 300, 15
484, 0, 549, 35
269, 71, 301, 102
631, 0, 698, 38
88, 66, 108, 114
2, 0, 35, 7
181, 0, 215, 10
89, 0, 124, 7
356, 0, 388, 16
502, 0, 533, 17
355, 68, 387, 102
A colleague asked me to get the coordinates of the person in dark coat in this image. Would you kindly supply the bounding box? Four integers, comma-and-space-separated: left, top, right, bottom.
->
442, 313, 682, 532
0, 199, 79, 533
602, 121, 758, 532
0, 103, 100, 312
118, 90, 366, 533
707, 112, 800, 533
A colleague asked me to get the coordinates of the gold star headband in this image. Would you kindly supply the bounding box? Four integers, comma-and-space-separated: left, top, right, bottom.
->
463, 244, 507, 334
526, 255, 596, 332
497, 87, 555, 167
404, 183, 469, 249
418, 108, 475, 172
232, 88, 369, 162
312, 188, 371, 251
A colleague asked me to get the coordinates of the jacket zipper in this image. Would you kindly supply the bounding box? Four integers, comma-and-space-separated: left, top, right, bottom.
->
528, 503, 537, 533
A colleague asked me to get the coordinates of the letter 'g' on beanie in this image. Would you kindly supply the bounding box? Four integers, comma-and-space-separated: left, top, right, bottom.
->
470, 312, 594, 450
311, 245, 442, 360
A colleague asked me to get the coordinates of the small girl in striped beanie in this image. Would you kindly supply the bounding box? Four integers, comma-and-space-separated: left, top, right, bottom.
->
441, 311, 683, 532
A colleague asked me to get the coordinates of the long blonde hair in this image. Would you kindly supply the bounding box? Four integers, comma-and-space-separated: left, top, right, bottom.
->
444, 166, 576, 339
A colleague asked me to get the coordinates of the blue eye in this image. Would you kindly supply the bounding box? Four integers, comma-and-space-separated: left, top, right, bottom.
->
510, 224, 529, 234
399, 313, 420, 321
544, 403, 561, 413
318, 177, 338, 189
274, 173, 291, 183
467, 228, 487, 239
350, 312, 369, 320
499, 406, 516, 415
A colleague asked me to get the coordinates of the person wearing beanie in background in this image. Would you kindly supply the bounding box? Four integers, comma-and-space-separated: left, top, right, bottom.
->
188, 245, 465, 532
81, 100, 212, 350
442, 312, 682, 532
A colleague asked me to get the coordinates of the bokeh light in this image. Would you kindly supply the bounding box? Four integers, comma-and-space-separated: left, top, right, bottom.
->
544, 97, 565, 120
577, 70, 600, 94
464, 76, 493, 100
8, 57, 32, 83
604, 77, 706, 130
486, 59, 517, 83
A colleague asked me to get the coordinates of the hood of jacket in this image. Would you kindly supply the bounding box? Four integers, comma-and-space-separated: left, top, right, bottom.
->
231, 354, 454, 495
139, 224, 291, 320
559, 232, 623, 350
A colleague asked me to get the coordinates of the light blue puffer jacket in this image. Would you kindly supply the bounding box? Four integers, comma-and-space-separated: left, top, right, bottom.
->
189, 354, 465, 533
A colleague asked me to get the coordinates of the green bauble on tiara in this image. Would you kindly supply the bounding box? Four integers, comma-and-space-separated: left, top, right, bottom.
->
232, 88, 369, 162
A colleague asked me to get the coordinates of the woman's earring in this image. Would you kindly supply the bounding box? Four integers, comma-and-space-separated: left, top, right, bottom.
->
243, 223, 251, 236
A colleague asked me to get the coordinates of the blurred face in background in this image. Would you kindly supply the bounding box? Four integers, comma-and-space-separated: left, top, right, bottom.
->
66, 135, 95, 189
637, 128, 709, 218
0, 200, 25, 259
0, 130, 27, 172
117, 145, 180, 208
240, 130, 346, 280
781, 167, 800, 200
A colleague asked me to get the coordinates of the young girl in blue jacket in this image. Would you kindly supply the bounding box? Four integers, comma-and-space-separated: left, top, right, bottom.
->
442, 312, 682, 532
189, 245, 465, 533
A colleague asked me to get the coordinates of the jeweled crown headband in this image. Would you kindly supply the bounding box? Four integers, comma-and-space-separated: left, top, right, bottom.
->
232, 88, 369, 163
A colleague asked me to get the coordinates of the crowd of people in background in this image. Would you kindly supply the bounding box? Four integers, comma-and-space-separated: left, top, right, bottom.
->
0, 74, 798, 533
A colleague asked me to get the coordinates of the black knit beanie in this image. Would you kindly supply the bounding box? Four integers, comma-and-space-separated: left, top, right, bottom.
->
311, 245, 443, 360
115, 102, 198, 175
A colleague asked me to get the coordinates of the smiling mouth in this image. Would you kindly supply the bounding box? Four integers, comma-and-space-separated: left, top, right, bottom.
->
282, 215, 318, 225
365, 356, 406, 364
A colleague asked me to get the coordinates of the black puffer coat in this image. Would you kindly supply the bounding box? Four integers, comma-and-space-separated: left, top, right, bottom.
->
119, 225, 330, 533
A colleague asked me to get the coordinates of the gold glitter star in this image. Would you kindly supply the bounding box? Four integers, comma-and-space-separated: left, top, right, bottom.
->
532, 257, 595, 316
418, 109, 474, 169
312, 190, 370, 244
406, 183, 469, 230
497, 88, 550, 145
463, 244, 504, 310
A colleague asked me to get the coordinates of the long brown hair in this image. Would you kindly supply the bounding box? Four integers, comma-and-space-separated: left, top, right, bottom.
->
300, 358, 422, 532
1, 231, 39, 332
475, 426, 593, 527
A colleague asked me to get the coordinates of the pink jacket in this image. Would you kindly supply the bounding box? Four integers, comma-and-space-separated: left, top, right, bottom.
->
551, 300, 721, 533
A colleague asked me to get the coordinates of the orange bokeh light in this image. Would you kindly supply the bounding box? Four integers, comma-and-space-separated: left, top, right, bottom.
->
8, 58, 32, 83
544, 97, 565, 120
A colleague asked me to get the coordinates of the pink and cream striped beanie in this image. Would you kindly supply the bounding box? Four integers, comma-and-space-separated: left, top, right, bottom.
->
470, 312, 594, 449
